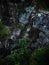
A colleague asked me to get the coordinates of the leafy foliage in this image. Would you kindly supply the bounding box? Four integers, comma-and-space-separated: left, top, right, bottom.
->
0, 22, 10, 38
0, 36, 49, 65
30, 45, 49, 65
0, 36, 31, 65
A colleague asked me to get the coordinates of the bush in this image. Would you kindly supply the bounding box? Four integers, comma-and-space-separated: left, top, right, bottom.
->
0, 22, 10, 38
1, 46, 31, 65
1, 36, 49, 65
30, 45, 49, 65
0, 36, 31, 65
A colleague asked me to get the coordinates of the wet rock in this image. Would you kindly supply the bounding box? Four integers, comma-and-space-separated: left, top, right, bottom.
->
29, 11, 49, 49
32, 11, 49, 36
19, 6, 36, 24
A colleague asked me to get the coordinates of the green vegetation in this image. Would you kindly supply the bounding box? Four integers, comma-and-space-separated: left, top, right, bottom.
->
30, 46, 49, 65
0, 22, 10, 38
0, 36, 31, 65
17, 23, 23, 29
0, 36, 49, 65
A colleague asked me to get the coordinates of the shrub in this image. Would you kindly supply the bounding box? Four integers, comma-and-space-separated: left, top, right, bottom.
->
0, 22, 10, 38
30, 45, 49, 65
0, 36, 31, 65
1, 36, 49, 65
1, 46, 31, 65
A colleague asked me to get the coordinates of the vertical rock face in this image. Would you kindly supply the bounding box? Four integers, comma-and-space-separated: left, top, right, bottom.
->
30, 10, 49, 49
19, 6, 35, 24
